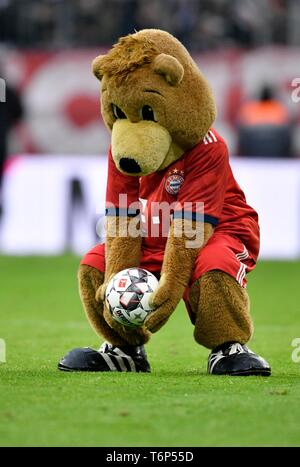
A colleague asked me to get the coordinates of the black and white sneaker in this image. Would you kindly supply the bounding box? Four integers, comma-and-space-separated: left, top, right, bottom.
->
58, 342, 151, 373
208, 342, 271, 376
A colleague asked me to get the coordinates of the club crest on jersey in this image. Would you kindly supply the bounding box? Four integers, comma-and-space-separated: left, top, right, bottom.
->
165, 169, 184, 195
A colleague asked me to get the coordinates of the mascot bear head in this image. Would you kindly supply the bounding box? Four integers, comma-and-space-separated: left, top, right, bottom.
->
92, 29, 216, 176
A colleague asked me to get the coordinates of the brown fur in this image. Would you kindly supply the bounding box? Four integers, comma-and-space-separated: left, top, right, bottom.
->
93, 35, 159, 83
145, 221, 213, 332
79, 264, 150, 347
89, 29, 254, 350
153, 54, 184, 86
190, 270, 253, 349
93, 29, 216, 150
99, 216, 142, 291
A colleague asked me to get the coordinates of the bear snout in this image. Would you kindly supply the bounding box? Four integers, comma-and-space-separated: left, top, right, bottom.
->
119, 157, 141, 174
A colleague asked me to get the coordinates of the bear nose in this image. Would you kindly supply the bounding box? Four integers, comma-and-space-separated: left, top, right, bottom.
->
119, 157, 141, 174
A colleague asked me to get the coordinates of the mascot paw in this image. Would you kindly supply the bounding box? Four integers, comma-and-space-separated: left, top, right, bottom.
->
103, 302, 120, 330
95, 274, 115, 303
103, 302, 150, 346
145, 274, 184, 332
95, 283, 105, 303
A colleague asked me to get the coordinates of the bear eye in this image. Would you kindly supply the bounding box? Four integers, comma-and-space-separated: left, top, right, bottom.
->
141, 105, 157, 122
112, 104, 126, 119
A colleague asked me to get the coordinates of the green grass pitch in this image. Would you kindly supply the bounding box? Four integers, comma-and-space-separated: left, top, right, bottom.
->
0, 255, 300, 447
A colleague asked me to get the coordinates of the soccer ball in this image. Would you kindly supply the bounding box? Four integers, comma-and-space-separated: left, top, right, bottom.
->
105, 268, 159, 328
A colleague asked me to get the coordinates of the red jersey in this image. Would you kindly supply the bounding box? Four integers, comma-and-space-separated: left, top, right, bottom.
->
105, 128, 259, 268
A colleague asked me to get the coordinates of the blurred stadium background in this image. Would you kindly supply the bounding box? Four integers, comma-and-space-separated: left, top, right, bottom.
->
0, 0, 300, 258
1, 0, 300, 448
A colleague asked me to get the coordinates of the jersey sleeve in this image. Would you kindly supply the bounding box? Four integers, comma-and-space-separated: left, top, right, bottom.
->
105, 148, 140, 217
175, 141, 229, 226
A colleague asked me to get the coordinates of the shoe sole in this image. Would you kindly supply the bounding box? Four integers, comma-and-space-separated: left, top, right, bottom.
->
57, 363, 150, 373
211, 368, 271, 376
58, 364, 100, 372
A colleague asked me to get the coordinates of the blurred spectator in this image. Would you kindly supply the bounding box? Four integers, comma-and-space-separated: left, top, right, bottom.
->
0, 0, 17, 44
0, 0, 299, 50
0, 70, 23, 214
237, 85, 293, 158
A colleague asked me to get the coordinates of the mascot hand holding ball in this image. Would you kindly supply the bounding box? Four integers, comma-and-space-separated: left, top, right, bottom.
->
59, 29, 271, 376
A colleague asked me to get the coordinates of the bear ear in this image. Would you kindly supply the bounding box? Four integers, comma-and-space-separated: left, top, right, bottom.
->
92, 55, 106, 81
153, 53, 184, 86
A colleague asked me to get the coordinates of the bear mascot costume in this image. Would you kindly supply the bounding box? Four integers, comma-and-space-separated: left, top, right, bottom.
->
59, 29, 271, 376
